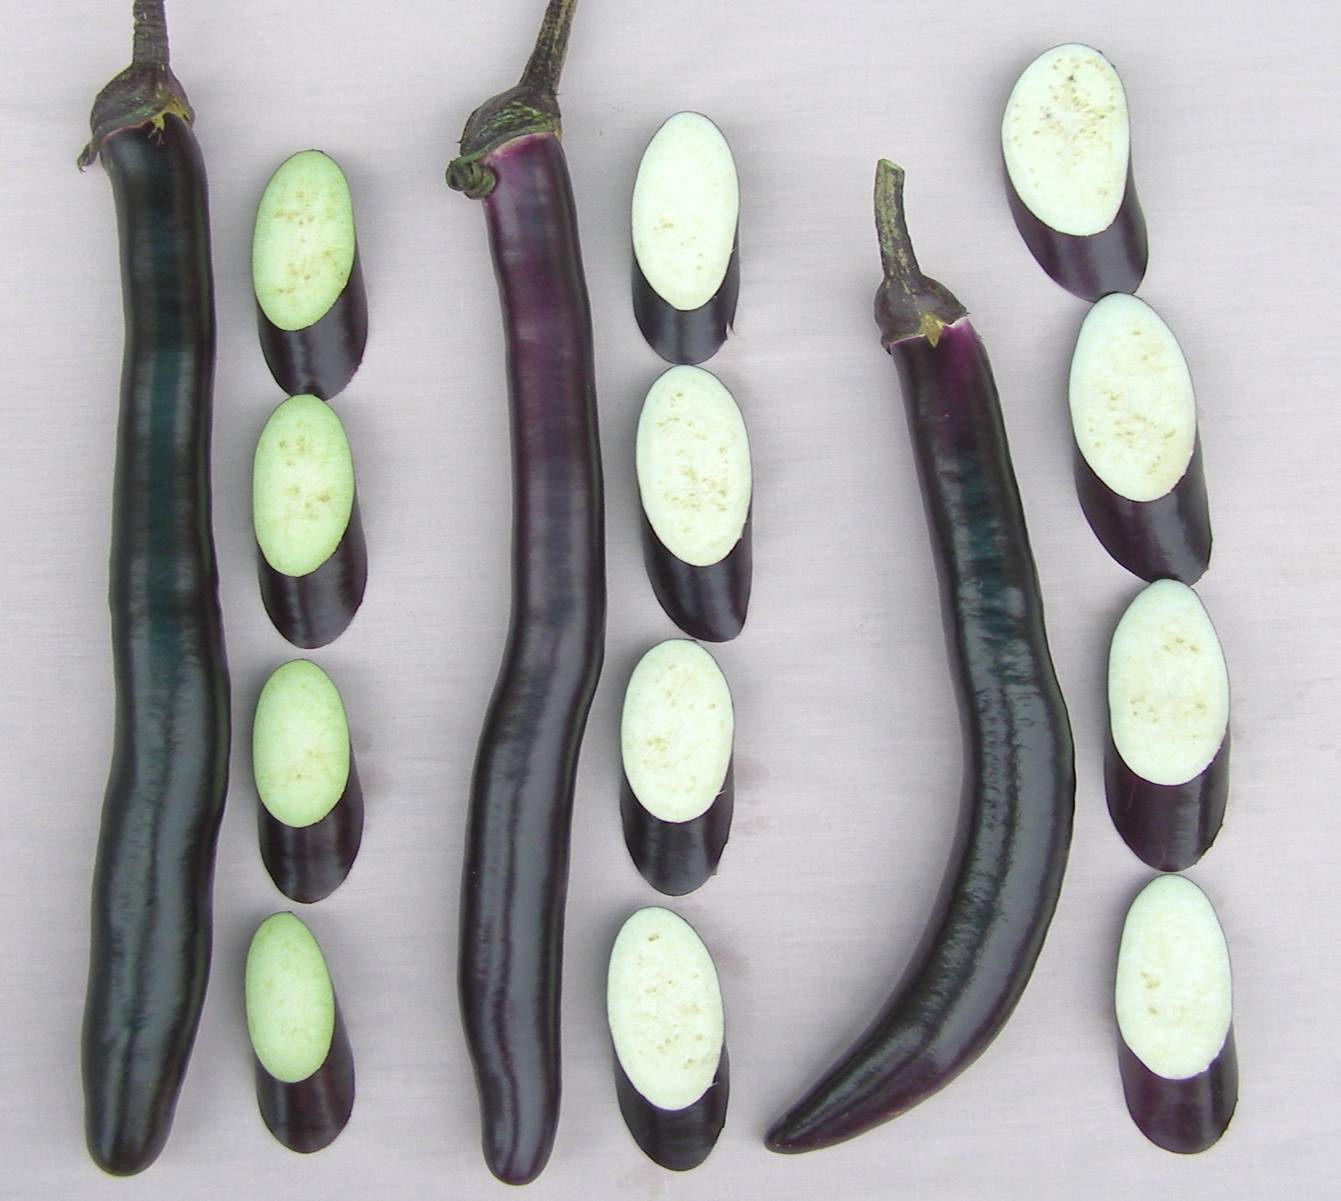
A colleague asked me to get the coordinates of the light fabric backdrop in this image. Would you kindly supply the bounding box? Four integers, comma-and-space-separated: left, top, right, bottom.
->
2, 1, 1337, 1197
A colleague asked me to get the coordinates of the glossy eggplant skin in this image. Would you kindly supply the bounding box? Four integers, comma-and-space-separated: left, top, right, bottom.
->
641, 511, 751, 643
1006, 161, 1148, 301
1105, 735, 1228, 872
259, 754, 364, 903
257, 498, 367, 649
1118, 1030, 1237, 1154
257, 250, 367, 401
621, 764, 733, 896
632, 239, 739, 366
82, 114, 231, 1177
614, 1046, 728, 1171
1075, 437, 1211, 584
255, 1004, 356, 1154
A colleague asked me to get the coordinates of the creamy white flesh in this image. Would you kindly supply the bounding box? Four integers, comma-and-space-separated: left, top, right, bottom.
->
632, 112, 739, 311
246, 913, 336, 1083
622, 640, 733, 823
607, 907, 724, 1110
253, 150, 357, 331
1116, 875, 1232, 1079
1002, 44, 1131, 236
253, 660, 351, 828
1071, 294, 1197, 501
636, 366, 751, 567
254, 394, 356, 577
1109, 581, 1229, 786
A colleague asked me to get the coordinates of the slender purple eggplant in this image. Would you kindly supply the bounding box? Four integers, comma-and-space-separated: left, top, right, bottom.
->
631, 112, 740, 364
1106, 580, 1230, 870
620, 640, 735, 896
766, 162, 1075, 1155
252, 150, 367, 401
1115, 875, 1237, 1153
1002, 44, 1147, 300
637, 365, 752, 642
446, 0, 605, 1184
78, 3, 230, 1176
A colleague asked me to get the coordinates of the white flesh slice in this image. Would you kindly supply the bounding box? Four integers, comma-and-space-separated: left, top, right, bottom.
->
622, 640, 733, 824
253, 394, 356, 577
246, 913, 336, 1084
252, 150, 357, 331
1002, 44, 1131, 236
1109, 581, 1229, 786
636, 366, 751, 567
1116, 875, 1232, 1079
1071, 294, 1197, 502
607, 907, 724, 1111
253, 660, 351, 828
632, 112, 739, 311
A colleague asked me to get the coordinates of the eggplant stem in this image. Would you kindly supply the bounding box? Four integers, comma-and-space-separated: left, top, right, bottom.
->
131, 0, 170, 68
519, 0, 577, 96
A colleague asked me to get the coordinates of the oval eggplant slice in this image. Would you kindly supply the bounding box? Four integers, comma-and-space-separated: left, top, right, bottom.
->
636, 366, 752, 642
245, 913, 355, 1154
253, 660, 363, 903
253, 150, 367, 400
253, 394, 367, 648
1107, 580, 1230, 871
631, 112, 740, 364
1115, 875, 1237, 1153
1002, 44, 1147, 300
607, 907, 728, 1170
620, 640, 735, 895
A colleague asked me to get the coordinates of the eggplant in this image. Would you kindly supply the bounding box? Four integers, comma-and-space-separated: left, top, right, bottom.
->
252, 149, 366, 400
78, 4, 231, 1176
445, 0, 605, 1184
607, 907, 728, 1170
1115, 875, 1237, 1153
1002, 44, 1147, 300
637, 365, 752, 642
631, 112, 740, 364
253, 659, 363, 903
1106, 580, 1230, 870
620, 639, 735, 896
766, 162, 1074, 1155
245, 913, 355, 1154
1071, 293, 1211, 583
253, 393, 367, 649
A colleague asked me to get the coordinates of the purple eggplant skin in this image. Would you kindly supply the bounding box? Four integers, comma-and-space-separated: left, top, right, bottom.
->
78, 5, 231, 1177
446, 1, 605, 1185
641, 510, 751, 643
258, 754, 364, 904
255, 1003, 356, 1154
766, 162, 1074, 1155
1105, 734, 1229, 872
1006, 160, 1148, 301
257, 250, 367, 401
1118, 1028, 1237, 1154
257, 497, 367, 649
632, 237, 739, 365
1075, 436, 1212, 584
615, 1045, 729, 1171
620, 764, 734, 896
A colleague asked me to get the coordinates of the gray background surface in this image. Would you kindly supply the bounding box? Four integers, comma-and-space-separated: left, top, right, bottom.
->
2, 1, 1338, 1196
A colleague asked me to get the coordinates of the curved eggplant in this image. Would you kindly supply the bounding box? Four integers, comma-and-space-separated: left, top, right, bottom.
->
766, 162, 1074, 1155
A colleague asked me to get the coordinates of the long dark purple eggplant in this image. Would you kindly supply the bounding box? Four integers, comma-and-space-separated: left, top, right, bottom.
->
78, 2, 230, 1176
446, 0, 605, 1185
766, 162, 1074, 1155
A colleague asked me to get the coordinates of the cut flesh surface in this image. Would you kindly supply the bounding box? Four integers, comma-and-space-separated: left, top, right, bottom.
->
1116, 875, 1231, 1079
253, 659, 351, 828
1003, 44, 1131, 236
246, 913, 336, 1084
1110, 580, 1228, 786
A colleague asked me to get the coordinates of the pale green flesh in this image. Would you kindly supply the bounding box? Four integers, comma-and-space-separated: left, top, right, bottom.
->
246, 913, 336, 1083
253, 150, 357, 331
253, 660, 351, 828
253, 394, 356, 577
